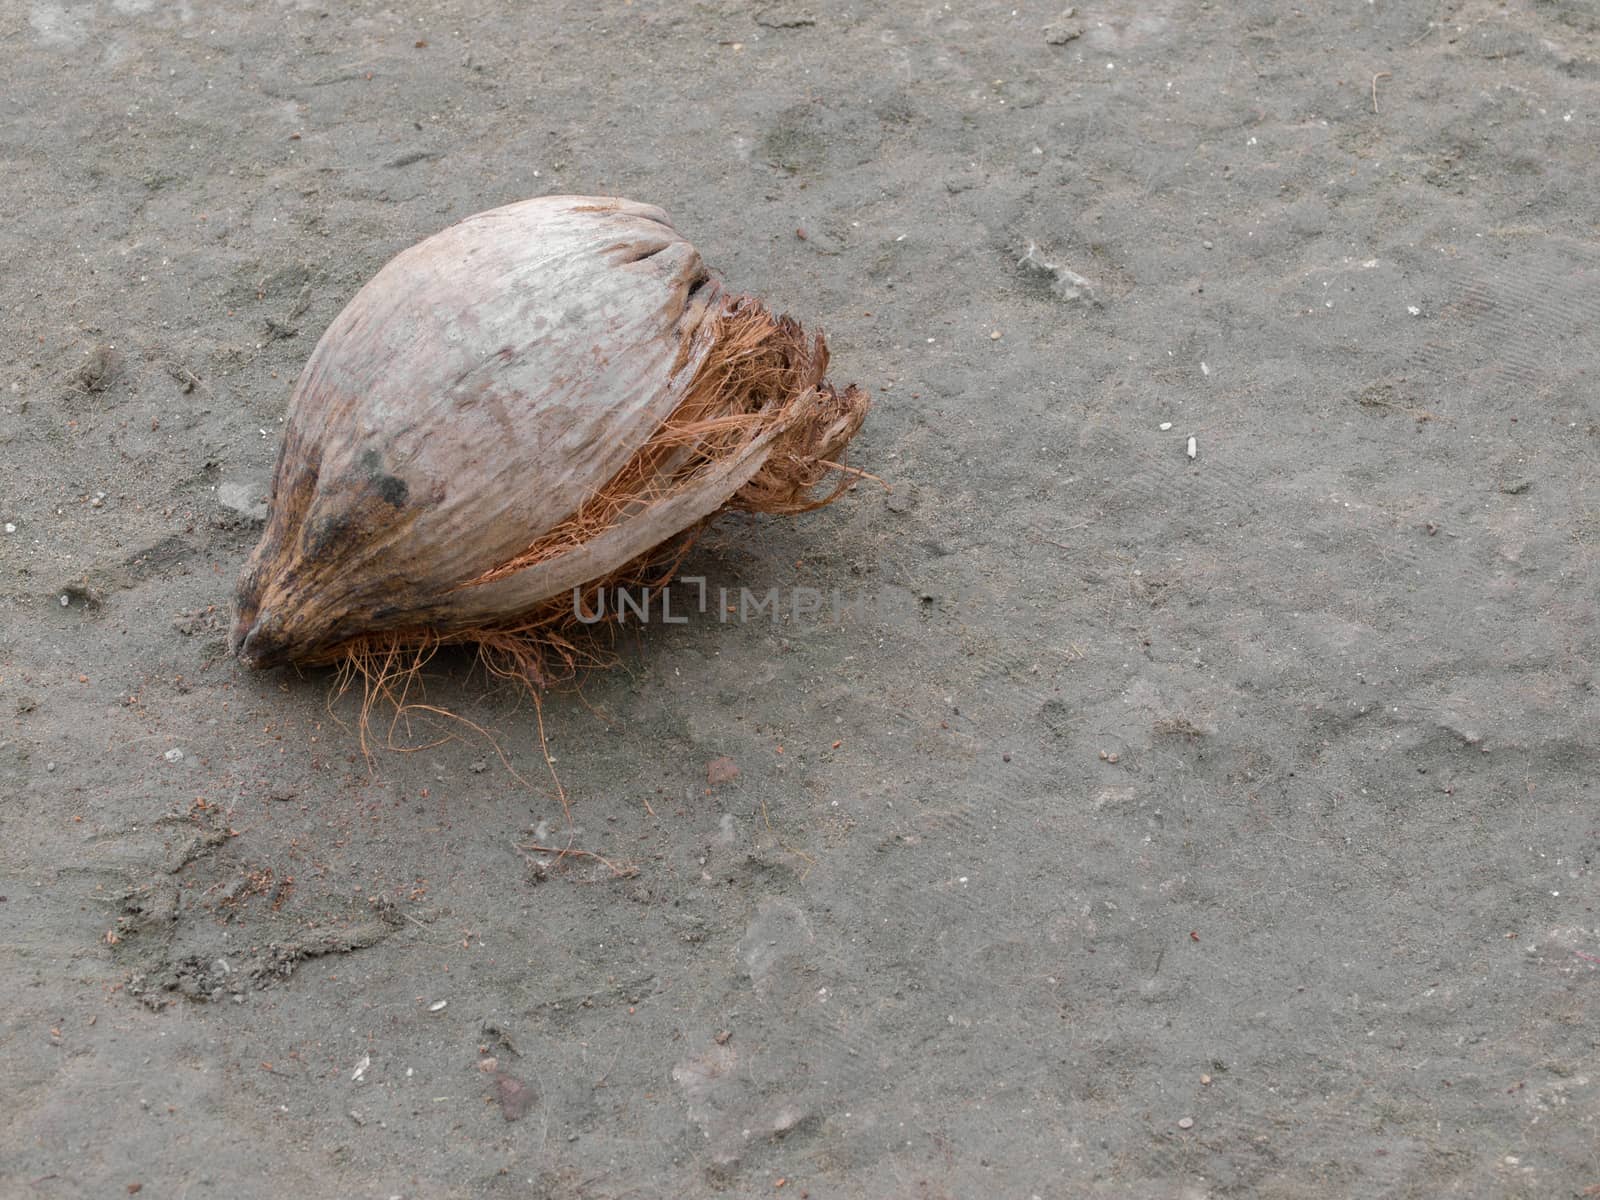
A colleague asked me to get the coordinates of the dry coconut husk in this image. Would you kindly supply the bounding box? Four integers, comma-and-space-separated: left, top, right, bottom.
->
230, 195, 869, 678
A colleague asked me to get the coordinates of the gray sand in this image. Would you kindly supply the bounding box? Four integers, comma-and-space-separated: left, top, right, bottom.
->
3, 2, 1597, 1196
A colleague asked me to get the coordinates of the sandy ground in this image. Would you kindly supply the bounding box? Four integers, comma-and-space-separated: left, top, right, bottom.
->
3, 1, 1599, 1196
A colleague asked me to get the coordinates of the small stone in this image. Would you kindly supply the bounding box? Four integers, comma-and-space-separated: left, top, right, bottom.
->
1202, 240, 1213, 249
59, 594, 70, 607
1044, 15, 1083, 44
217, 479, 269, 525
163, 749, 184, 763
754, 4, 816, 28
493, 1070, 536, 1121
4, 523, 15, 533
1200, 1074, 1212, 1085
45, 762, 56, 773
1177, 1116, 1195, 1130
428, 999, 448, 1012
74, 345, 123, 393
990, 330, 1002, 340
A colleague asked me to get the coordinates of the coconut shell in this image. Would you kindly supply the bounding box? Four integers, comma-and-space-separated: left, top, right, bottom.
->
231, 195, 868, 669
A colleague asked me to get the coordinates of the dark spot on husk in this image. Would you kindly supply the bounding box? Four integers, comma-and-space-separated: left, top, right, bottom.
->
359, 449, 409, 507
375, 474, 408, 507
305, 511, 359, 559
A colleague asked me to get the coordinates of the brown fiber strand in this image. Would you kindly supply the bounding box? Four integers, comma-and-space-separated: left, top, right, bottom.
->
329, 635, 537, 792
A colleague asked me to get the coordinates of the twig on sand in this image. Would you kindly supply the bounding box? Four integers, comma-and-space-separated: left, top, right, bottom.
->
816, 459, 891, 491
1372, 71, 1391, 115
513, 838, 636, 879
1029, 525, 1089, 553
530, 690, 570, 826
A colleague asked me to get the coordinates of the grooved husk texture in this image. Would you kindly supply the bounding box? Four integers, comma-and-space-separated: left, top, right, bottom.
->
230, 196, 869, 672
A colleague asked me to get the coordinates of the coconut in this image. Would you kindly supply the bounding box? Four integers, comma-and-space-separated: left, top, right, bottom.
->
229, 195, 869, 676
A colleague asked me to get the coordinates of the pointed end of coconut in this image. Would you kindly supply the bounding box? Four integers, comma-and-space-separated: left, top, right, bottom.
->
230, 559, 269, 668
230, 609, 279, 670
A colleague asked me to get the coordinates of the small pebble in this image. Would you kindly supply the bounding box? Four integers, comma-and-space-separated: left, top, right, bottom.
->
429, 999, 448, 1012
1200, 1074, 1212, 1085
4, 522, 15, 533
1177, 1116, 1195, 1130
990, 330, 1002, 340
59, 595, 70, 607
1186, 436, 1198, 459
46, 762, 56, 772
163, 749, 184, 763
1158, 421, 1173, 431
1202, 240, 1213, 249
